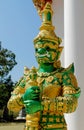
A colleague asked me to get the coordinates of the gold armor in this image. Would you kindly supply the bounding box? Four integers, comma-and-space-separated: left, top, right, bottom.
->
8, 64, 80, 130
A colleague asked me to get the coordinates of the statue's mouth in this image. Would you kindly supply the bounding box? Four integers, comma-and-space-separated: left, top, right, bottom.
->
36, 53, 50, 58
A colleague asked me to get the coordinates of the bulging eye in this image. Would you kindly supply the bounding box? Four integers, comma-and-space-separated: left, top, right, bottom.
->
35, 48, 38, 52
45, 46, 50, 51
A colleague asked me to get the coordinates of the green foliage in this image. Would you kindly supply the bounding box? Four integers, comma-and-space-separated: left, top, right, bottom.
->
0, 76, 14, 108
0, 43, 17, 78
0, 43, 17, 110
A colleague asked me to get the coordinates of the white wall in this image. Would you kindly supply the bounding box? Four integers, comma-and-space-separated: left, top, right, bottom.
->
52, 0, 64, 38
64, 0, 84, 129
53, 0, 84, 130
52, 0, 64, 66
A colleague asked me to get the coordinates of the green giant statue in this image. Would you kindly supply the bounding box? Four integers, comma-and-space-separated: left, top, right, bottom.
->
8, 1, 81, 130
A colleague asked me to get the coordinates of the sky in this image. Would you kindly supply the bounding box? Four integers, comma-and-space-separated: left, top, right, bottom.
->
0, 0, 41, 81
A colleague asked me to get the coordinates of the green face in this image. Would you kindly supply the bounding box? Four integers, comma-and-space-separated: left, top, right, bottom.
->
35, 41, 58, 64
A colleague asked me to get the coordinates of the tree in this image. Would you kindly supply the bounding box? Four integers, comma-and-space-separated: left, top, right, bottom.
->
0, 43, 17, 121
0, 76, 15, 109
0, 42, 17, 79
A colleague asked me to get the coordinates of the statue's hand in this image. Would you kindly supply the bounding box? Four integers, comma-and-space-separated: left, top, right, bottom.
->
22, 86, 40, 102
24, 100, 43, 114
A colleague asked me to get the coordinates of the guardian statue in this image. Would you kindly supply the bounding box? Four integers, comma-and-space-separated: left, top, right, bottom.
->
8, 1, 81, 130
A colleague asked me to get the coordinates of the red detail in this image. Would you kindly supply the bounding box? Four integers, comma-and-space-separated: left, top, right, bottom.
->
45, 0, 52, 3
41, 0, 52, 10
33, 0, 52, 16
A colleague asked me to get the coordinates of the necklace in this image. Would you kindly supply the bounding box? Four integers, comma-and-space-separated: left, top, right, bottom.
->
37, 68, 61, 77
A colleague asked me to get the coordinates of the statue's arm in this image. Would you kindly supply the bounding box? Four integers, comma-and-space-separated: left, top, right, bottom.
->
59, 71, 81, 113
21, 65, 81, 114
23, 72, 81, 114
42, 72, 81, 114
7, 77, 25, 113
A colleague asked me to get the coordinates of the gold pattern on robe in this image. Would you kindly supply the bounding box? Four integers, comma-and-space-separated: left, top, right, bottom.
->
42, 84, 61, 99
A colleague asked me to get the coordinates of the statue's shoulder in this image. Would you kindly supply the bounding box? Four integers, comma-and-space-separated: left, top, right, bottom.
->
61, 63, 74, 74
56, 63, 74, 77
61, 63, 78, 88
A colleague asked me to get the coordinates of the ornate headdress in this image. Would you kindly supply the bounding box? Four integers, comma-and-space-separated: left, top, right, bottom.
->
32, 0, 52, 17
33, 2, 63, 60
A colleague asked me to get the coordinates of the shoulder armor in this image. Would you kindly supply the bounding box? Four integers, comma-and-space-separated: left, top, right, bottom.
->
62, 63, 74, 74
62, 63, 78, 88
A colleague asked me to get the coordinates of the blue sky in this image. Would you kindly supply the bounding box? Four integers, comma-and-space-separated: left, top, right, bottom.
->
0, 0, 41, 81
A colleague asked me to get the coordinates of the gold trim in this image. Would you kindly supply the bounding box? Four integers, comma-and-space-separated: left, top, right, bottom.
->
44, 123, 67, 128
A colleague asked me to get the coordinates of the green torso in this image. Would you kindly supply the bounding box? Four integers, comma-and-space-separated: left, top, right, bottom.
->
24, 67, 67, 129
17, 64, 77, 130
37, 69, 66, 129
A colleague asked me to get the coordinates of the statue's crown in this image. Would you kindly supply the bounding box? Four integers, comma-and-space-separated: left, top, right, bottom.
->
33, 2, 62, 46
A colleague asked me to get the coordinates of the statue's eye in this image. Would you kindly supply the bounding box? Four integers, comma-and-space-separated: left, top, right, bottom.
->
45, 46, 50, 51
35, 48, 38, 52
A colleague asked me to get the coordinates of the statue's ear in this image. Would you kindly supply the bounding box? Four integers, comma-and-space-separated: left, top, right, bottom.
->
56, 47, 63, 60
